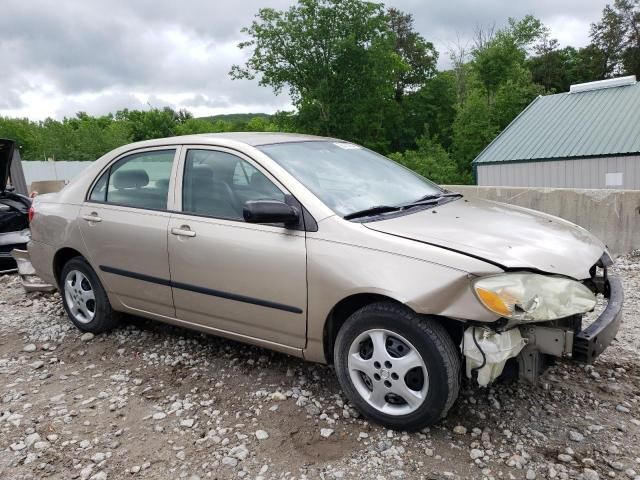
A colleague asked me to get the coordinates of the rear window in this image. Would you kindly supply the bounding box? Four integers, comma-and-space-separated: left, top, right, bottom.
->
88, 150, 175, 210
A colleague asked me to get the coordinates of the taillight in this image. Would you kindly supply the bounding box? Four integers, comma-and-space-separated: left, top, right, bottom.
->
28, 205, 35, 223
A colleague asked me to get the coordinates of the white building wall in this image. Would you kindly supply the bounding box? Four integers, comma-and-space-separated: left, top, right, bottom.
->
21, 161, 93, 186
476, 155, 640, 189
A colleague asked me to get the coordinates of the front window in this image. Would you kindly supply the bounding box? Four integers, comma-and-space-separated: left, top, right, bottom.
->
182, 149, 285, 220
259, 141, 443, 217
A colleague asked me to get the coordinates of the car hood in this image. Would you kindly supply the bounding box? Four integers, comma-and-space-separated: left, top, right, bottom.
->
364, 197, 605, 279
0, 139, 14, 192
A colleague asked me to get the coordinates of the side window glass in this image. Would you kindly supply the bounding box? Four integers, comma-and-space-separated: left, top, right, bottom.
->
89, 170, 108, 202
182, 149, 285, 220
232, 162, 251, 186
96, 150, 175, 210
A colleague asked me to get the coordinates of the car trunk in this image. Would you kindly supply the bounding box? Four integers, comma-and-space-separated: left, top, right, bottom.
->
1, 139, 30, 228
1, 139, 31, 271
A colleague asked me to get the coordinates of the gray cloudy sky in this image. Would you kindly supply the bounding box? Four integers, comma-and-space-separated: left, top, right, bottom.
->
0, 0, 608, 120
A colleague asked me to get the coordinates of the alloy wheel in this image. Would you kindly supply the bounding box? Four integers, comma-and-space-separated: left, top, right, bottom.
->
347, 328, 429, 415
64, 269, 96, 324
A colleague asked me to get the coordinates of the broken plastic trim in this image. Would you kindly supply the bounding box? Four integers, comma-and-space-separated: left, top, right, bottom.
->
462, 327, 526, 387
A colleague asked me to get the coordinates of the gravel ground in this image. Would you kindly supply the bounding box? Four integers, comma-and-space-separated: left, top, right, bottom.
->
1, 254, 639, 480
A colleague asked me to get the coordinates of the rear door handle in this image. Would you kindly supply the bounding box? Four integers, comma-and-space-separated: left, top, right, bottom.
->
171, 227, 196, 238
82, 213, 102, 223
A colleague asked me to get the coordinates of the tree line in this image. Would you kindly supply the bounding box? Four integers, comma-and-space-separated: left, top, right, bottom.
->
1, 0, 638, 185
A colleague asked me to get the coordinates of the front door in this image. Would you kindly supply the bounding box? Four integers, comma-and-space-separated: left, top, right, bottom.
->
79, 147, 178, 318
167, 147, 307, 348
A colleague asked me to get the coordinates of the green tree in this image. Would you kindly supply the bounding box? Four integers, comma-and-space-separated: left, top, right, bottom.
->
527, 30, 566, 91
387, 7, 438, 101
0, 117, 40, 159
397, 71, 457, 151
245, 116, 277, 131
528, 44, 608, 92
491, 67, 543, 129
116, 107, 181, 142
588, 0, 640, 77
389, 134, 469, 184
471, 16, 544, 104
451, 91, 498, 172
230, 0, 402, 150
448, 16, 545, 177
590, 2, 628, 76
617, 0, 640, 76
174, 118, 233, 135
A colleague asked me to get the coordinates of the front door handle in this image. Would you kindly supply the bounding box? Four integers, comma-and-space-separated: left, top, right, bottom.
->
171, 226, 196, 238
82, 213, 102, 223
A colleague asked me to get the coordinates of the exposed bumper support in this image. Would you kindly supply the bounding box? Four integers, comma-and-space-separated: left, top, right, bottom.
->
520, 325, 574, 357
10, 249, 56, 292
572, 275, 623, 363
517, 275, 623, 383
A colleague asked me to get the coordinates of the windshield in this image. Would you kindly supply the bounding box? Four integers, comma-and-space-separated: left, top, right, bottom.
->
259, 141, 443, 217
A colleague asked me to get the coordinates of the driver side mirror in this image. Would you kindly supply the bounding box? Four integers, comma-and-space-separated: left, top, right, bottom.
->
243, 200, 300, 226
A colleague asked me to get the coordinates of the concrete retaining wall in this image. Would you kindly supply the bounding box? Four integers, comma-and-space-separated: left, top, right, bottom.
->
444, 185, 640, 256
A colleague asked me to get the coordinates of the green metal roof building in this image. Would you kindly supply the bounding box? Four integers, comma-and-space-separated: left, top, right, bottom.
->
473, 76, 640, 189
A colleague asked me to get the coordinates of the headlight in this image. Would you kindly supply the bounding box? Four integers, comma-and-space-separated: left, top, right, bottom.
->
473, 273, 596, 322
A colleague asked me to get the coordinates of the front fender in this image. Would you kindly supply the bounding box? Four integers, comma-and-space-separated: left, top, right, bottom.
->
304, 234, 502, 363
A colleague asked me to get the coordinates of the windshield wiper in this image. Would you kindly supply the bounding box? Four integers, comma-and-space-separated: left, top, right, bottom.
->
398, 192, 463, 209
343, 193, 463, 221
343, 205, 402, 220
409, 192, 463, 204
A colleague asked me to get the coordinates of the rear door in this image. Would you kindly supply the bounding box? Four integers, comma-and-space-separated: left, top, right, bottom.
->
79, 147, 179, 318
167, 146, 307, 348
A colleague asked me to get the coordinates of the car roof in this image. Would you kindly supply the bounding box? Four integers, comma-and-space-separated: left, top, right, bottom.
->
125, 132, 341, 149
199, 132, 339, 146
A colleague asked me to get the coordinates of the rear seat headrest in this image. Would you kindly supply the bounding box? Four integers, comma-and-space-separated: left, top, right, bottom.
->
113, 169, 149, 189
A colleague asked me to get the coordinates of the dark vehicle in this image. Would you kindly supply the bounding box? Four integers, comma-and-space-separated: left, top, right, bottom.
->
0, 139, 31, 272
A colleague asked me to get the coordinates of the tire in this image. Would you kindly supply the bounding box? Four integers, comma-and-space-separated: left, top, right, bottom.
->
334, 301, 460, 431
59, 256, 121, 333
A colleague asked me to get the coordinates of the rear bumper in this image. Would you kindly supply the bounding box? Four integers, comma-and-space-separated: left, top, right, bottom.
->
10, 249, 56, 292
572, 275, 623, 363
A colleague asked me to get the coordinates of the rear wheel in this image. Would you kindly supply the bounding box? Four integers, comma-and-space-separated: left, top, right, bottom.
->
60, 257, 121, 333
334, 302, 460, 430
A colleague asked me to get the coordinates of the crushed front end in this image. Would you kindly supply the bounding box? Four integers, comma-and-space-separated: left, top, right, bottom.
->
462, 253, 623, 385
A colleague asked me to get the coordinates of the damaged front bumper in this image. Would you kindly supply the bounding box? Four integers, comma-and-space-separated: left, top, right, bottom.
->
10, 248, 56, 292
463, 274, 624, 385
572, 275, 623, 363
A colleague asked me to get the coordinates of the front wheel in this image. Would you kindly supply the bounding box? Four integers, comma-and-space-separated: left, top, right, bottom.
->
334, 302, 460, 431
60, 256, 121, 333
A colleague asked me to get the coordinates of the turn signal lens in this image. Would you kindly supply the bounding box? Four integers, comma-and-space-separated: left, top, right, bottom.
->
473, 273, 596, 322
475, 287, 513, 317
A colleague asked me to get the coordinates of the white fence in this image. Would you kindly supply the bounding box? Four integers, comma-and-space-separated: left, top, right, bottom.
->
22, 161, 93, 186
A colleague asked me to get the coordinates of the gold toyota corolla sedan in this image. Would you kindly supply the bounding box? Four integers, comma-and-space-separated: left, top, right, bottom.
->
25, 133, 623, 430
